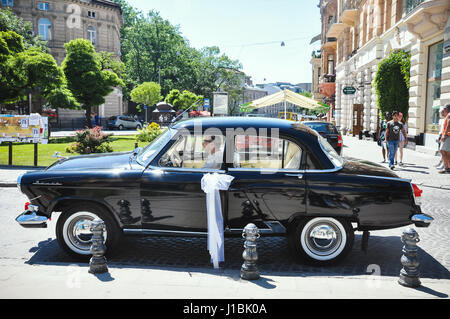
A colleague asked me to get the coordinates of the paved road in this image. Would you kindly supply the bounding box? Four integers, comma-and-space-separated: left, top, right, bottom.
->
1, 186, 449, 280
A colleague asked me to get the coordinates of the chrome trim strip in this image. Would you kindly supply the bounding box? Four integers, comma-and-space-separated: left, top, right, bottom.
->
355, 174, 412, 182
123, 229, 207, 236
228, 167, 342, 173
147, 165, 226, 174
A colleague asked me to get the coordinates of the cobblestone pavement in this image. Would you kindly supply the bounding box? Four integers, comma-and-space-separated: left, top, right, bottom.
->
1, 184, 449, 280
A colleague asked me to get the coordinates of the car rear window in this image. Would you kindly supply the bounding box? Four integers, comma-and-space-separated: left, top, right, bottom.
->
304, 123, 338, 134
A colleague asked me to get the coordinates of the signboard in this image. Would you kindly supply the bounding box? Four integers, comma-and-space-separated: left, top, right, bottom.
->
204, 98, 210, 109
0, 114, 49, 144
343, 86, 357, 95
213, 92, 228, 115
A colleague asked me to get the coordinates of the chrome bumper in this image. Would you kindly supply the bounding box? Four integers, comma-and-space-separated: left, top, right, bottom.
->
411, 214, 433, 228
16, 206, 48, 228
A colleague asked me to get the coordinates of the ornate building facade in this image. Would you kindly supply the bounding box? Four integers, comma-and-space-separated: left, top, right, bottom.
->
317, 0, 450, 152
1, 0, 124, 121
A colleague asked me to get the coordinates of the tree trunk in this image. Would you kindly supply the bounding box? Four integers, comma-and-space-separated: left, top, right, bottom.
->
85, 105, 92, 128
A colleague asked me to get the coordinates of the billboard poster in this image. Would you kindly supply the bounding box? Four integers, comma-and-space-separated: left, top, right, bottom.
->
0, 114, 48, 144
213, 92, 228, 115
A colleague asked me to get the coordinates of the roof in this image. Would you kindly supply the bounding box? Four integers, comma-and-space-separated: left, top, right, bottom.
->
172, 116, 318, 136
249, 89, 321, 110
92, 0, 122, 12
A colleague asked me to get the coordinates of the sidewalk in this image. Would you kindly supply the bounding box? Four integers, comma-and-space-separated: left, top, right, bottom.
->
342, 135, 450, 190
0, 260, 448, 299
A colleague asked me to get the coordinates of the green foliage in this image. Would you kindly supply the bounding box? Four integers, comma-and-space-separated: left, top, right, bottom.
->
300, 91, 313, 98
62, 39, 124, 127
66, 126, 113, 154
130, 81, 162, 111
374, 49, 411, 120
0, 8, 47, 50
165, 89, 203, 110
136, 122, 162, 143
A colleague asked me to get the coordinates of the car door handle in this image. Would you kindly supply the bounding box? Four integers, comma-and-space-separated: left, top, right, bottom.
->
285, 173, 303, 179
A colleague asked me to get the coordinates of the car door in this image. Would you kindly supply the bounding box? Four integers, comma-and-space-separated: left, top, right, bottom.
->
140, 132, 226, 233
226, 133, 307, 233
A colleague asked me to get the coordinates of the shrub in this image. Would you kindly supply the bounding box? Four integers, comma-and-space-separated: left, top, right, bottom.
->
66, 126, 113, 154
136, 122, 162, 143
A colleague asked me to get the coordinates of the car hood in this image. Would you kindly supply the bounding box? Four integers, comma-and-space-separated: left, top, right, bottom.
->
46, 152, 137, 171
340, 157, 399, 178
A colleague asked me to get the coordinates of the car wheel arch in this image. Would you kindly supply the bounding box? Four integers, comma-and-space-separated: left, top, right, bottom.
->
49, 197, 121, 227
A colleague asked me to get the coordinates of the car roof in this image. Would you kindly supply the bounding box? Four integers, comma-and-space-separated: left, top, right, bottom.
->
173, 116, 318, 135
302, 121, 335, 125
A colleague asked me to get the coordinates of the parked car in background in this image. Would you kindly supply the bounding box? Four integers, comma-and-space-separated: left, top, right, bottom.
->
302, 121, 343, 155
107, 115, 142, 130
16, 117, 432, 265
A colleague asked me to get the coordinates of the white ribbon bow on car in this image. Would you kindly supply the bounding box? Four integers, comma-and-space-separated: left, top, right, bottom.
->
201, 173, 235, 269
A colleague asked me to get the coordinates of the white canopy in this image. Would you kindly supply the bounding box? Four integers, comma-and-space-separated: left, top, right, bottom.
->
249, 89, 321, 110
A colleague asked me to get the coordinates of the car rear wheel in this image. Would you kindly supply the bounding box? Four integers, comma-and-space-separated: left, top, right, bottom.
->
288, 217, 354, 266
118, 124, 124, 130
56, 203, 122, 260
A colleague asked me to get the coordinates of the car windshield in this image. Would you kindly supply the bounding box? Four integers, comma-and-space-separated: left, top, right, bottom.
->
304, 122, 338, 134
136, 128, 177, 166
318, 135, 343, 168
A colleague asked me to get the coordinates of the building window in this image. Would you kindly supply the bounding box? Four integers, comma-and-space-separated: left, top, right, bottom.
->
425, 41, 443, 133
38, 18, 51, 41
1, 0, 13, 6
87, 26, 97, 45
88, 11, 96, 18
38, 2, 49, 11
328, 54, 335, 75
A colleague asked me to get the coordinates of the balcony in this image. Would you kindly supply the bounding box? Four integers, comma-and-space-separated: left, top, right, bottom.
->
327, 21, 346, 38
404, 0, 425, 15
341, 0, 361, 26
404, 0, 448, 40
322, 37, 337, 51
318, 81, 336, 98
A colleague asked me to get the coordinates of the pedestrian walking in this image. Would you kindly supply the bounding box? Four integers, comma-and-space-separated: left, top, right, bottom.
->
385, 111, 407, 170
395, 112, 408, 166
378, 112, 391, 163
435, 107, 446, 169
438, 104, 450, 174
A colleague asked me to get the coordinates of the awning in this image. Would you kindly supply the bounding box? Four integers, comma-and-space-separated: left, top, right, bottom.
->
249, 89, 321, 110
310, 34, 321, 45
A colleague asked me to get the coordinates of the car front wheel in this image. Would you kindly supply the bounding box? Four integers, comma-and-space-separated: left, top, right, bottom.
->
56, 203, 122, 260
288, 217, 354, 266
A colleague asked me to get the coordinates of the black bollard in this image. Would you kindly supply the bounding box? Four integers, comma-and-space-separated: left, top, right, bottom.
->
398, 228, 421, 288
88, 219, 108, 274
240, 223, 260, 280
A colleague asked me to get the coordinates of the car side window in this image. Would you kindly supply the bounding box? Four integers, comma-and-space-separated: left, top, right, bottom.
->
233, 135, 302, 170
159, 134, 225, 170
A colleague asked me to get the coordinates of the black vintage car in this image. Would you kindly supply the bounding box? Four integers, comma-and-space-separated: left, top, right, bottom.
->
16, 117, 432, 265
301, 121, 343, 155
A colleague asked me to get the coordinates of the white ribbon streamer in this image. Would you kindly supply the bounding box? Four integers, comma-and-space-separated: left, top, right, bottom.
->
201, 173, 235, 268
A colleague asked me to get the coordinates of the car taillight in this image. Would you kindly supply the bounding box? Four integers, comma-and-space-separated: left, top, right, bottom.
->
25, 202, 30, 210
411, 183, 422, 205
337, 135, 343, 147
412, 183, 422, 197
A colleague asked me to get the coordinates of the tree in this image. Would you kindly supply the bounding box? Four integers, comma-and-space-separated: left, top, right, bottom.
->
0, 8, 47, 50
130, 81, 162, 110
374, 50, 411, 120
165, 89, 203, 111
62, 39, 123, 128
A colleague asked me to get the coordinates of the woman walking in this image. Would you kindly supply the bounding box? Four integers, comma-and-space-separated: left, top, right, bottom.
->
396, 112, 408, 166
378, 112, 391, 163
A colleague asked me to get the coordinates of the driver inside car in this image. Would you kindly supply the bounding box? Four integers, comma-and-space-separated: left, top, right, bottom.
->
202, 135, 223, 169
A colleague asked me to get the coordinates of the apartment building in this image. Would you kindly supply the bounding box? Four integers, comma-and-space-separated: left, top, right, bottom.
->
0, 0, 124, 121
317, 0, 449, 152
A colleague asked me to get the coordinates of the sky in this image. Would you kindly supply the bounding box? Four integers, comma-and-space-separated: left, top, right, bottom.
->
127, 0, 322, 86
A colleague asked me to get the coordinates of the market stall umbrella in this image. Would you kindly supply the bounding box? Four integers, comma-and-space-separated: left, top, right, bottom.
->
249, 89, 321, 114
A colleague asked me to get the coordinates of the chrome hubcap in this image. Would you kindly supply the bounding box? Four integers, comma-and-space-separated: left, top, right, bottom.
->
305, 222, 342, 256
65, 213, 107, 253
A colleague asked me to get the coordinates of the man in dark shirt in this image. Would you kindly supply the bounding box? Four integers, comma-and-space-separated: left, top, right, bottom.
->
385, 111, 407, 170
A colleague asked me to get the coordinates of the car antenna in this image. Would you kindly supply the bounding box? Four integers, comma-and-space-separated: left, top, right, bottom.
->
169, 98, 202, 128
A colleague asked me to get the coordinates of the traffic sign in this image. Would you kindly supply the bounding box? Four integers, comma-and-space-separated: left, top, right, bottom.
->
343, 86, 356, 95
204, 98, 210, 109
